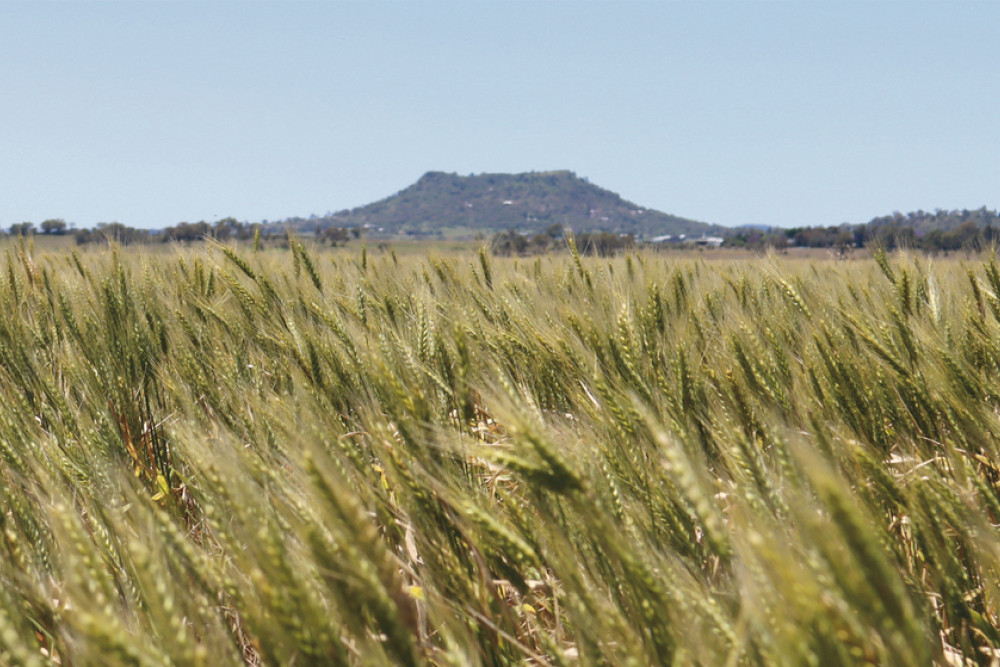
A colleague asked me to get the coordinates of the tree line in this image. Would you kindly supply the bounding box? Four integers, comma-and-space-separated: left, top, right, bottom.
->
5, 218, 359, 247
8, 219, 70, 235
722, 222, 1000, 254
724, 208, 1000, 253
11, 207, 1000, 254
490, 225, 637, 257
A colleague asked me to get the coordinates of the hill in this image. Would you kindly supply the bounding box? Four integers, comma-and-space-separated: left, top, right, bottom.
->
276, 171, 724, 239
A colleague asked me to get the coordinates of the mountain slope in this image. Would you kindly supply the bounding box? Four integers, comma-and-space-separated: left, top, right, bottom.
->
296, 171, 724, 239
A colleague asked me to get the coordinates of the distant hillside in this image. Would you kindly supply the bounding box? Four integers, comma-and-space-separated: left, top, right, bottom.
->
275, 171, 724, 239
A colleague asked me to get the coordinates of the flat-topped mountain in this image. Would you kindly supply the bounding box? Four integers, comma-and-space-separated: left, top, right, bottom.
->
285, 171, 725, 239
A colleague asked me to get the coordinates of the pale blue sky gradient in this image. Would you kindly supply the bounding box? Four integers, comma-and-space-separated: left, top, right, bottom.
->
2, 1, 998, 229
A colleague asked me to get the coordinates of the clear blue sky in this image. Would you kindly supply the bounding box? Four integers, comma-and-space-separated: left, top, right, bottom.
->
2, 1, 998, 230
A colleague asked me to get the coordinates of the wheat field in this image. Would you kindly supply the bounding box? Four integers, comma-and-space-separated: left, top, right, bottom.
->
1, 237, 999, 665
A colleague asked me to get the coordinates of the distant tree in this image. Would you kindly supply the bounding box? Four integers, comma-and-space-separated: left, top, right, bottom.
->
73, 223, 149, 245
161, 221, 211, 243
530, 233, 553, 252
212, 217, 242, 241
936, 221, 980, 252
237, 223, 260, 241
833, 230, 855, 256
40, 218, 68, 235
320, 226, 350, 246
490, 229, 530, 256
9, 222, 34, 236
577, 232, 634, 257
97, 222, 150, 245
984, 223, 1000, 247
74, 228, 96, 245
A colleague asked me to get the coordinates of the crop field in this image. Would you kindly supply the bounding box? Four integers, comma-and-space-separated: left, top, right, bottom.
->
3, 238, 1000, 665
